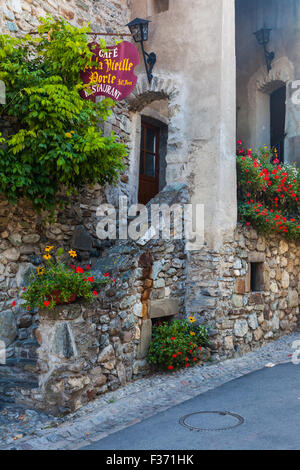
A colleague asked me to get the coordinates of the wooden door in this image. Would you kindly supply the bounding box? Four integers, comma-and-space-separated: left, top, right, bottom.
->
138, 122, 160, 205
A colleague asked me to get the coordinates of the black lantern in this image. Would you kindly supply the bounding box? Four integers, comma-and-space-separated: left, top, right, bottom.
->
254, 27, 275, 73
126, 18, 156, 84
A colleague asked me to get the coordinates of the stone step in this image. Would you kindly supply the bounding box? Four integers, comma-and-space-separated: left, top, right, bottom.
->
0, 354, 39, 405
13, 339, 39, 359
0, 376, 39, 404
0, 358, 39, 381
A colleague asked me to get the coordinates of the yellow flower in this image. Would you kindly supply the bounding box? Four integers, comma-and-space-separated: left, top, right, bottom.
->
69, 249, 77, 258
43, 254, 51, 260
65, 132, 72, 138
37, 267, 45, 275
188, 316, 196, 324
45, 245, 54, 252
190, 331, 196, 336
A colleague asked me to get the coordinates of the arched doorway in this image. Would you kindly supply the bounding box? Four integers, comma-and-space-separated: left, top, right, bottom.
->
125, 74, 182, 205
138, 101, 168, 204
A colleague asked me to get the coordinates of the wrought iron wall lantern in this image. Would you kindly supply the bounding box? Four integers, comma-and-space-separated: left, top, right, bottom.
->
254, 27, 275, 73
126, 18, 156, 84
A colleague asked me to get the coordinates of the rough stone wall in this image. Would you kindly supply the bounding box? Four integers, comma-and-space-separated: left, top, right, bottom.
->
2, 182, 299, 413
15, 185, 188, 414
0, 0, 130, 35
0, 0, 134, 355
187, 225, 300, 359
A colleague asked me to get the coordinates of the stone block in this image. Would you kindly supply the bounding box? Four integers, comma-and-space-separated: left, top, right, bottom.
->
0, 309, 17, 346
53, 323, 75, 359
248, 313, 258, 330
235, 278, 245, 294
288, 290, 299, 308
98, 344, 115, 363
232, 294, 243, 308
234, 319, 248, 337
71, 225, 93, 251
248, 252, 265, 263
137, 319, 152, 359
149, 298, 179, 319
224, 336, 234, 350
16, 262, 35, 288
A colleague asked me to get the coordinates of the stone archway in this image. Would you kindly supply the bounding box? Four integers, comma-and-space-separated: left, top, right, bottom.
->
247, 57, 294, 152
125, 73, 187, 204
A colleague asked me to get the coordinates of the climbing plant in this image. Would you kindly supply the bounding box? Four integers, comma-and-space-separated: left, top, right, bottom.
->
0, 16, 125, 213
237, 142, 300, 240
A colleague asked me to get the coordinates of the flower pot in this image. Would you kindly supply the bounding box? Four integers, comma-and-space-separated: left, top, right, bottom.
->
48, 290, 77, 305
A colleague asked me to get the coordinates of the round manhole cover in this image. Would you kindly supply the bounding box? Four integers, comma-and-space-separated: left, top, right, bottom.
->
179, 411, 244, 432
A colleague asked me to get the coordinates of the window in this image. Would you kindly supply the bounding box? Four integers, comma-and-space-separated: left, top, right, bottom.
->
250, 262, 265, 292
138, 121, 160, 204
147, 0, 169, 16
270, 85, 286, 163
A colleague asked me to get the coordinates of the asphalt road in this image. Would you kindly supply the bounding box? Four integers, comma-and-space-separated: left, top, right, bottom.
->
82, 362, 300, 450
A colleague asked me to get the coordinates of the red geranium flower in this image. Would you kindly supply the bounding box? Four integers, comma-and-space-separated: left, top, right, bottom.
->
75, 267, 84, 274
104, 273, 109, 278
86, 265, 91, 270
44, 301, 50, 307
86, 277, 95, 282
12, 301, 16, 307
92, 291, 98, 296
171, 337, 175, 341
168, 365, 174, 370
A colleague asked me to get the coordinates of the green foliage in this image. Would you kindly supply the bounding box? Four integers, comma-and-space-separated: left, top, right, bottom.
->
147, 318, 209, 371
22, 246, 107, 310
237, 144, 300, 240
0, 16, 126, 213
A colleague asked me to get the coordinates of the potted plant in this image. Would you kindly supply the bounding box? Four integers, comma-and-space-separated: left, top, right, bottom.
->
21, 246, 108, 310
147, 316, 210, 372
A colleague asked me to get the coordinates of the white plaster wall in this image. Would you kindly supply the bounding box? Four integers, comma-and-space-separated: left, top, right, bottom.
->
236, 0, 300, 165
130, 0, 237, 248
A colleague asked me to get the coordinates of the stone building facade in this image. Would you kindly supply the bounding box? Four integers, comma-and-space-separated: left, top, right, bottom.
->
0, 0, 299, 412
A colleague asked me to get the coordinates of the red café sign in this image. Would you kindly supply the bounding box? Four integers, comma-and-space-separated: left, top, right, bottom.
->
80, 41, 139, 101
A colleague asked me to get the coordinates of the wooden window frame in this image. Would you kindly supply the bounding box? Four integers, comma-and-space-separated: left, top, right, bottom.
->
139, 121, 160, 183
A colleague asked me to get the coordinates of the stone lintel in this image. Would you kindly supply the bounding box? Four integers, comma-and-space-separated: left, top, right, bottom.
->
248, 252, 266, 263
39, 303, 84, 321
149, 298, 179, 319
